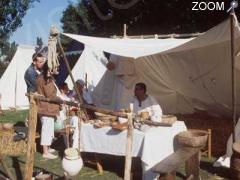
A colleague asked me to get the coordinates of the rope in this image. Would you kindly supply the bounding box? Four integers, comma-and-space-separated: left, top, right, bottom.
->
48, 25, 60, 74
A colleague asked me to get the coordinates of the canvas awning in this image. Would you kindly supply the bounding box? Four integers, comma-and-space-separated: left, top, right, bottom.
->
62, 33, 194, 58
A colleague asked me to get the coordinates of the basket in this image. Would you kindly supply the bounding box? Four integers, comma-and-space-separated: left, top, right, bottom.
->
0, 130, 27, 156
176, 129, 208, 148
94, 112, 117, 122
161, 115, 177, 124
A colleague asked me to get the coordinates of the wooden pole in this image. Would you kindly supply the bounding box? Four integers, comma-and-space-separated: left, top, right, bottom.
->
112, 32, 204, 39
57, 36, 89, 119
85, 73, 88, 92
123, 24, 127, 38
24, 95, 38, 180
230, 12, 237, 142
25, 93, 128, 118
77, 109, 82, 151
124, 104, 134, 180
0, 157, 15, 180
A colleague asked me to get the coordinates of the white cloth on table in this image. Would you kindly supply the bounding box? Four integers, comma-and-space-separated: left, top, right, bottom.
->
132, 95, 162, 122
40, 116, 55, 146
80, 121, 187, 180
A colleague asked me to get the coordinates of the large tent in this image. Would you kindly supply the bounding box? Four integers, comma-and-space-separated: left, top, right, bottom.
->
65, 45, 107, 91
63, 16, 240, 117
0, 45, 35, 110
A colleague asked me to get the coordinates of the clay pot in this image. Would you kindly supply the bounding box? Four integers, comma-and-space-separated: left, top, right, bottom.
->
176, 129, 208, 148
62, 148, 83, 177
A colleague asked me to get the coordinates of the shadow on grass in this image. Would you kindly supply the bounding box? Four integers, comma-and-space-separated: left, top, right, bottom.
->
200, 160, 231, 179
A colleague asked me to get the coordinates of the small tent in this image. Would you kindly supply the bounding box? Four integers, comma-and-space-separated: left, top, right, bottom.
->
0, 45, 36, 110
63, 16, 240, 117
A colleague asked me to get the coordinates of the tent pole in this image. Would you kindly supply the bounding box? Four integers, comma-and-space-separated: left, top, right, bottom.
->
230, 12, 237, 143
57, 36, 89, 119
123, 24, 127, 38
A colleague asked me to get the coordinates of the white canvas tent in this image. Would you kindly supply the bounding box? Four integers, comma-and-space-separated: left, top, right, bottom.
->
0, 44, 106, 110
65, 45, 107, 92
0, 45, 36, 110
63, 16, 240, 117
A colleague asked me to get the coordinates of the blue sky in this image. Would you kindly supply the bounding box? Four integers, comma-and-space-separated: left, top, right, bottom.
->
10, 0, 78, 46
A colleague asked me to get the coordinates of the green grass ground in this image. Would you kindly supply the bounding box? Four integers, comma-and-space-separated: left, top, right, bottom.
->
0, 110, 231, 179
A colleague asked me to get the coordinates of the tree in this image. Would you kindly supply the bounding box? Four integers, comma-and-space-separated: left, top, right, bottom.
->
0, 0, 40, 50
36, 37, 43, 52
61, 0, 236, 37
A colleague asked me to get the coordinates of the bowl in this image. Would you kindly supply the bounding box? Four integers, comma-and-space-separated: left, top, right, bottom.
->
176, 129, 208, 148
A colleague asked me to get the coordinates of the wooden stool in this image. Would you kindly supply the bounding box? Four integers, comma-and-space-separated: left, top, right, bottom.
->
151, 147, 201, 180
201, 129, 212, 158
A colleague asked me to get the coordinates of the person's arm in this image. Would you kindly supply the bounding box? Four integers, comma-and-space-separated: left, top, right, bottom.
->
25, 70, 37, 93
149, 96, 162, 122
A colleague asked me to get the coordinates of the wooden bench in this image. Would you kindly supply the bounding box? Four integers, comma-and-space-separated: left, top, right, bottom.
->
151, 147, 201, 180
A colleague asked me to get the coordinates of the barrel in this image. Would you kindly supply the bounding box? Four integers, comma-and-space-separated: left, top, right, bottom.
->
231, 142, 240, 180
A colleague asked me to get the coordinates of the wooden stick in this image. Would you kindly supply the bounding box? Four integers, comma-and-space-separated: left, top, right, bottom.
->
0, 157, 15, 180
57, 36, 89, 119
208, 129, 212, 158
24, 95, 38, 180
25, 93, 128, 118
112, 32, 204, 39
123, 24, 127, 38
124, 108, 133, 180
77, 109, 82, 151
230, 13, 237, 143
85, 73, 88, 92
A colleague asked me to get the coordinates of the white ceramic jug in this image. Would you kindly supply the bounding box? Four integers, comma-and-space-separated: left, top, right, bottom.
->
62, 148, 83, 177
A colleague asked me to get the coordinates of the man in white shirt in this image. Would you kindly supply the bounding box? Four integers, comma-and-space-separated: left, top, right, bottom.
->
132, 82, 162, 122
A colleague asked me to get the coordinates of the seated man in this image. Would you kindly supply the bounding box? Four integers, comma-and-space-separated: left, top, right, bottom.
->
71, 79, 93, 105
132, 82, 162, 122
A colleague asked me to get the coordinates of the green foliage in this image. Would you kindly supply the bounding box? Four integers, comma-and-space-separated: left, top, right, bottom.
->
61, 0, 236, 37
0, 0, 40, 46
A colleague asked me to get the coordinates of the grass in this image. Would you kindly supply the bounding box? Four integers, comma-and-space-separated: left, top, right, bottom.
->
0, 110, 232, 179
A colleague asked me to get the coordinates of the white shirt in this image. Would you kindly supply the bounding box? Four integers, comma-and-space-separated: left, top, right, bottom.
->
132, 95, 162, 122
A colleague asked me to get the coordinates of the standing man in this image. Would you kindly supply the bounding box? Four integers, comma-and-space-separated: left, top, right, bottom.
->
24, 53, 45, 93
24, 53, 45, 128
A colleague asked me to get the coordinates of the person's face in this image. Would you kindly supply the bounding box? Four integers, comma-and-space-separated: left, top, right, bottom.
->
33, 57, 45, 70
76, 83, 83, 92
63, 85, 69, 94
134, 85, 145, 98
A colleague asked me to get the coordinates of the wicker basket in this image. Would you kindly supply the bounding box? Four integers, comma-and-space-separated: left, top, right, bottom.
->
176, 129, 208, 148
0, 130, 27, 156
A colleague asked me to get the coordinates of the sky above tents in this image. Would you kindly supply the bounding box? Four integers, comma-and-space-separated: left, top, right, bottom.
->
10, 0, 78, 46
